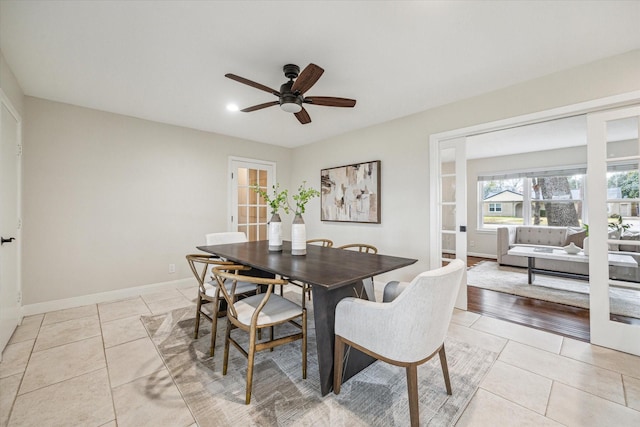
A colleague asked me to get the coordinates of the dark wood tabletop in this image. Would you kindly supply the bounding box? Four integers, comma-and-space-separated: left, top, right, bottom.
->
197, 240, 417, 289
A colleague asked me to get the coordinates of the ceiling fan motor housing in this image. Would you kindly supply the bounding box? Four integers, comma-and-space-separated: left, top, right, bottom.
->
279, 81, 303, 113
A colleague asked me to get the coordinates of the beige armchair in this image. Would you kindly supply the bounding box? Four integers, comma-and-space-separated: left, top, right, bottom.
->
333, 259, 465, 427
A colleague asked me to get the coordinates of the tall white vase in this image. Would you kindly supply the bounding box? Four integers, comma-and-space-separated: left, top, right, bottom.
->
291, 214, 306, 256
583, 236, 589, 256
268, 213, 283, 252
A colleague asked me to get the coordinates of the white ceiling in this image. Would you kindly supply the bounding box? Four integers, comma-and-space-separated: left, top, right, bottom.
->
1, 1, 639, 148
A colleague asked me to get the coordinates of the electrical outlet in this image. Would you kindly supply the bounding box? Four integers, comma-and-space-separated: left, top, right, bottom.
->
169, 263, 176, 274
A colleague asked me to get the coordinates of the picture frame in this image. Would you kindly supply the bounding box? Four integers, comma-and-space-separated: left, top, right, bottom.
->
321, 160, 381, 223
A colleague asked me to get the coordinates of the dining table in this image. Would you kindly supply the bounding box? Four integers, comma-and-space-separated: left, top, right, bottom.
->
197, 239, 417, 396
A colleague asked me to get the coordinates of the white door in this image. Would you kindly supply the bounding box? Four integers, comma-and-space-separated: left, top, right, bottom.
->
0, 92, 22, 356
430, 137, 468, 309
587, 105, 640, 356
228, 157, 276, 241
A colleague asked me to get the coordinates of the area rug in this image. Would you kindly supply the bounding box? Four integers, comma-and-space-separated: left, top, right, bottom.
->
141, 298, 498, 426
467, 261, 640, 319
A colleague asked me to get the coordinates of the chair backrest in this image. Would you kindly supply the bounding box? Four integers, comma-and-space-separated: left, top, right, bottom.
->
382, 259, 464, 362
205, 231, 247, 246
336, 243, 378, 254
186, 254, 232, 292
307, 238, 334, 247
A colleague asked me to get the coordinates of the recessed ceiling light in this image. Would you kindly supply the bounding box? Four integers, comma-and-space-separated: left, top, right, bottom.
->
226, 103, 239, 112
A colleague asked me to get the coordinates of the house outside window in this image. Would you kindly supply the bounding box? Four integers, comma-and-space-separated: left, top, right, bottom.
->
479, 167, 586, 230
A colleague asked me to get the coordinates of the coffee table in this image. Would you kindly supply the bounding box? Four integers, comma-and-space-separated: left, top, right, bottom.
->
506, 246, 638, 284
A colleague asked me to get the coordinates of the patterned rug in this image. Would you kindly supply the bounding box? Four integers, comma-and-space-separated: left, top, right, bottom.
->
141, 297, 498, 426
468, 261, 640, 318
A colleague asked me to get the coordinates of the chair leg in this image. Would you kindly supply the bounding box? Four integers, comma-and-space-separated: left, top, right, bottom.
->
245, 326, 257, 404
270, 325, 274, 352
194, 295, 202, 339
406, 364, 420, 427
222, 318, 232, 376
333, 335, 345, 394
302, 309, 307, 379
209, 292, 220, 357
439, 345, 452, 395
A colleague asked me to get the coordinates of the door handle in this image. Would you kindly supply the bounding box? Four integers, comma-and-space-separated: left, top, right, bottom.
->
1, 237, 16, 245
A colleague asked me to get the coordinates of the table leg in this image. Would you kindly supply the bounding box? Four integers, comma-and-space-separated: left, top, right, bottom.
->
311, 280, 376, 396
528, 257, 535, 284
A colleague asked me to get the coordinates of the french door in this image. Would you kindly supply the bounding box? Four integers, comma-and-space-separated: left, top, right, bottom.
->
587, 105, 640, 356
430, 137, 468, 309
0, 91, 22, 357
228, 157, 276, 241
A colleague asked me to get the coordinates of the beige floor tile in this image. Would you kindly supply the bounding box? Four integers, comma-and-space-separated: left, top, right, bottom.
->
480, 360, 552, 414
547, 381, 640, 426
0, 374, 22, 426
141, 288, 185, 303
98, 297, 151, 323
451, 309, 481, 327
447, 323, 508, 354
98, 421, 117, 427
112, 368, 194, 427
9, 368, 114, 427
42, 304, 97, 325
471, 316, 563, 353
625, 375, 640, 411
8, 316, 42, 345
102, 315, 149, 348
146, 295, 193, 315
105, 337, 164, 388
177, 286, 198, 301
19, 336, 105, 394
561, 337, 640, 379
33, 315, 101, 352
0, 340, 34, 379
455, 389, 562, 426
499, 341, 626, 405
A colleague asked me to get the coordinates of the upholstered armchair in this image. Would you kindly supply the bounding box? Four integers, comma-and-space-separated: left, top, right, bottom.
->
333, 259, 465, 427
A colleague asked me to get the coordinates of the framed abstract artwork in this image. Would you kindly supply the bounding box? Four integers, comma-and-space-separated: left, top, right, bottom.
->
321, 160, 381, 223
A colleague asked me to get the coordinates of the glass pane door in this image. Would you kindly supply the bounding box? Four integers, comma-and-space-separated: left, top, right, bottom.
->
587, 105, 640, 356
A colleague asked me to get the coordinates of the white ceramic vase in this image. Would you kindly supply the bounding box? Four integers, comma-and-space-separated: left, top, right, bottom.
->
583, 236, 589, 256
291, 214, 306, 256
268, 213, 283, 252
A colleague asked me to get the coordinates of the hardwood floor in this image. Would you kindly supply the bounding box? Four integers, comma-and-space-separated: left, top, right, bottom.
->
465, 256, 639, 342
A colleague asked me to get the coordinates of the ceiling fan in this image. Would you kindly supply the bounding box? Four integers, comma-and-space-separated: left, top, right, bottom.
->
225, 63, 356, 124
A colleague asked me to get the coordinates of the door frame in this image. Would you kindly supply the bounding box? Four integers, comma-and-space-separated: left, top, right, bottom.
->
429, 90, 640, 314
0, 88, 23, 356
227, 156, 277, 234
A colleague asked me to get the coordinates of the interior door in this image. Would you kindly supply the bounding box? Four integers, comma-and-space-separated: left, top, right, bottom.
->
587, 105, 640, 356
430, 137, 468, 309
229, 157, 276, 241
0, 93, 22, 356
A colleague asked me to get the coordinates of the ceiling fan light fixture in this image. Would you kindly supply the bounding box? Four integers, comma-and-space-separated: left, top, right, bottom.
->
280, 95, 302, 113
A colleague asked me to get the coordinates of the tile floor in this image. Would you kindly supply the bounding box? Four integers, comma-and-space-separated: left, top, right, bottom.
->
1, 283, 639, 426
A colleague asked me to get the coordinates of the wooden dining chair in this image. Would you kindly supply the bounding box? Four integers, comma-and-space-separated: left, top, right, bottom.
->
333, 259, 465, 427
306, 238, 334, 247
186, 254, 257, 357
337, 243, 379, 300
212, 265, 307, 404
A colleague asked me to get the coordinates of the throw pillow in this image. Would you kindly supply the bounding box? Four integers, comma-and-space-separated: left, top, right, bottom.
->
619, 231, 640, 252
564, 227, 586, 248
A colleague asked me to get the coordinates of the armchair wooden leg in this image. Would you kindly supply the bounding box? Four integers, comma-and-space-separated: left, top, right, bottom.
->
438, 345, 452, 395
222, 318, 232, 376
194, 296, 202, 339
333, 335, 345, 394
209, 292, 220, 357
406, 364, 419, 427
245, 326, 257, 404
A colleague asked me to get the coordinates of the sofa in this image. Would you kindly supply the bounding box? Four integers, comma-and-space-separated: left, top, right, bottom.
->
496, 225, 640, 283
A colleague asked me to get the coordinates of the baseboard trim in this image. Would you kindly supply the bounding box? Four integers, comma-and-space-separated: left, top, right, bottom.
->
468, 252, 496, 259
22, 277, 195, 316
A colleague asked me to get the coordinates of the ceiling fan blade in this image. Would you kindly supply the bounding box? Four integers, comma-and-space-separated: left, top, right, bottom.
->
304, 96, 357, 108
225, 73, 280, 96
240, 101, 279, 112
295, 107, 311, 124
291, 64, 324, 94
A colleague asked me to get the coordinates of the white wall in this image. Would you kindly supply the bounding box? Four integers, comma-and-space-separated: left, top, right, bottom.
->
292, 49, 640, 284
22, 98, 292, 304
0, 51, 24, 115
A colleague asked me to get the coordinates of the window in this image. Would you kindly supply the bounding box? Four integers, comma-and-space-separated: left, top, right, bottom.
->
478, 166, 586, 229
